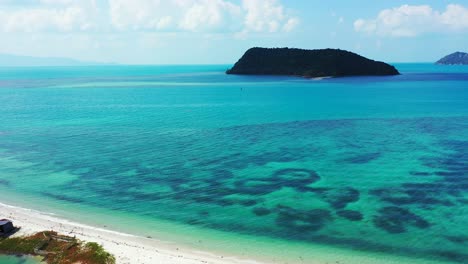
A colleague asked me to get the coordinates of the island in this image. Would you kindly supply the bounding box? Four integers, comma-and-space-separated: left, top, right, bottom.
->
436, 52, 468, 65
226, 47, 400, 78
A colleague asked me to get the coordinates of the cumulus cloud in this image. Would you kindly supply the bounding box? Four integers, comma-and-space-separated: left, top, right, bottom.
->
109, 0, 242, 32
354, 4, 468, 37
0, 0, 298, 34
242, 0, 297, 33
109, 0, 298, 33
0, 0, 98, 32
283, 17, 300, 32
39, 0, 76, 4
178, 0, 242, 32
108, 0, 173, 31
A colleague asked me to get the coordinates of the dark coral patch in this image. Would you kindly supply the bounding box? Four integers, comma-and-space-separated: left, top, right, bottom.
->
409, 171, 432, 176
240, 199, 258, 207
445, 235, 468, 244
316, 187, 360, 209
419, 140, 468, 193
373, 206, 430, 234
43, 192, 84, 204
222, 159, 249, 170
234, 179, 278, 196
186, 218, 204, 225
212, 169, 235, 180
196, 155, 238, 168
434, 250, 468, 263
337, 210, 363, 221
252, 207, 271, 216
275, 205, 332, 232
249, 151, 298, 166
221, 197, 258, 207
198, 211, 210, 216
216, 199, 235, 207
130, 192, 165, 201
435, 171, 465, 177
189, 193, 227, 205
0, 179, 10, 186
439, 160, 468, 171
373, 214, 406, 233
371, 184, 453, 207
171, 178, 239, 206
272, 168, 320, 188
342, 152, 381, 164
435, 171, 468, 184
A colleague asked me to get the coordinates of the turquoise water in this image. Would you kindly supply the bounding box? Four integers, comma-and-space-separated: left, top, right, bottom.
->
0, 255, 41, 264
0, 64, 467, 263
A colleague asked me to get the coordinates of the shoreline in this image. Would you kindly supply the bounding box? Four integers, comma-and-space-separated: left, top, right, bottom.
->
0, 202, 267, 264
0, 201, 456, 264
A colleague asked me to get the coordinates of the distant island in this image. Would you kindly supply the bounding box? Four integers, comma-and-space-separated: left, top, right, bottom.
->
436, 52, 468, 65
226, 47, 400, 78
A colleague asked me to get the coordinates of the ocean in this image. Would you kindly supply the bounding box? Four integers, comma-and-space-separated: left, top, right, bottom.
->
0, 64, 467, 263
0, 255, 41, 264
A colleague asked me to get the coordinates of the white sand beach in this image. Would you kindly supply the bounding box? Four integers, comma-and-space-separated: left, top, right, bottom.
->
0, 202, 267, 264
0, 202, 456, 264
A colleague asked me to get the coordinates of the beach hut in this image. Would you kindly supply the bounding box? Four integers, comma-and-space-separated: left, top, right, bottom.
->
0, 219, 14, 234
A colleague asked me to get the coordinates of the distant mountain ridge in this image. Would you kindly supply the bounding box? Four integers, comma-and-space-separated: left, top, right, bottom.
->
436, 52, 468, 65
0, 53, 113, 67
227, 47, 399, 78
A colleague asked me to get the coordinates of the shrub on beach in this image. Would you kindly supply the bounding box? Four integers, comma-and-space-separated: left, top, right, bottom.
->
0, 231, 115, 264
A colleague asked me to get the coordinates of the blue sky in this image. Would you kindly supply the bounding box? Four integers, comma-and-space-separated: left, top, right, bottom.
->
0, 0, 467, 64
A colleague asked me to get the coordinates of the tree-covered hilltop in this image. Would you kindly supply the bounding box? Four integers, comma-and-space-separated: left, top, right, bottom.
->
436, 52, 468, 65
226, 47, 400, 78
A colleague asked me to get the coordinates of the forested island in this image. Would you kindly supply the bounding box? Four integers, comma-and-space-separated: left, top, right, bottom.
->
227, 47, 400, 78
436, 52, 468, 65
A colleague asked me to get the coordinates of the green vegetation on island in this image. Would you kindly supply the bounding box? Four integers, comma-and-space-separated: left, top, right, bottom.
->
436, 52, 468, 65
0, 231, 115, 264
227, 47, 400, 78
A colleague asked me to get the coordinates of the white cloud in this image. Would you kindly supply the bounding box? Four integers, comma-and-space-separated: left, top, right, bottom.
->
283, 17, 299, 32
243, 0, 284, 32
178, 0, 241, 32
0, 0, 99, 32
39, 0, 75, 4
354, 4, 468, 37
108, 0, 243, 32
109, 0, 298, 33
109, 0, 174, 31
440, 4, 468, 30
0, 0, 298, 34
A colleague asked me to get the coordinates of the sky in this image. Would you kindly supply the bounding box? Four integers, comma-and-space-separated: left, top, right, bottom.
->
0, 0, 467, 64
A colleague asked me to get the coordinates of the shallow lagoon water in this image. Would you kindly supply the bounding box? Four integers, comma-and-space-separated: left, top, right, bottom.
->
0, 64, 467, 263
0, 255, 42, 264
